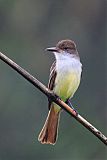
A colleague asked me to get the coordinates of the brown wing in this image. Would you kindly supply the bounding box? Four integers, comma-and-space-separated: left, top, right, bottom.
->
48, 61, 56, 90
48, 61, 57, 109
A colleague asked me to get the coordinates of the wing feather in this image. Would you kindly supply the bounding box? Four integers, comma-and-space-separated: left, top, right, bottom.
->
48, 61, 57, 109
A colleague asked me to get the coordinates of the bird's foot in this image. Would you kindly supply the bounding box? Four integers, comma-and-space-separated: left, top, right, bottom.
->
65, 99, 78, 116
54, 94, 61, 100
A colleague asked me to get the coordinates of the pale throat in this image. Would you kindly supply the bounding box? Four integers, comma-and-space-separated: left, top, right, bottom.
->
54, 51, 82, 73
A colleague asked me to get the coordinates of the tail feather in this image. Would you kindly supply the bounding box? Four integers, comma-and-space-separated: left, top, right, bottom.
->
38, 105, 60, 145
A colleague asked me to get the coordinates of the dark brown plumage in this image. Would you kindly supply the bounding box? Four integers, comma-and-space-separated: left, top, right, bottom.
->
56, 39, 76, 51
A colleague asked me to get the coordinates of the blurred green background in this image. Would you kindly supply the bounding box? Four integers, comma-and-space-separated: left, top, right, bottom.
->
0, 0, 106, 160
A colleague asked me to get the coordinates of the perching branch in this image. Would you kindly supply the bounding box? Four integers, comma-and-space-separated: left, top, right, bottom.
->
0, 51, 107, 146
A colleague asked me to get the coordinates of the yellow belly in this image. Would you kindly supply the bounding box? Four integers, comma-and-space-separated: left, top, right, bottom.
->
54, 72, 80, 101
52, 57, 82, 112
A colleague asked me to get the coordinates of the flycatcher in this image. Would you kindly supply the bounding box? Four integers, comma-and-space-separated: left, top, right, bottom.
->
38, 39, 82, 145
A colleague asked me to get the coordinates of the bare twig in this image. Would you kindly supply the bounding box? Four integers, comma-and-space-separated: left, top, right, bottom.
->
0, 51, 107, 145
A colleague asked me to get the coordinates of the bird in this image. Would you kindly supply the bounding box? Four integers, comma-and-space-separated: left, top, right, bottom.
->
38, 39, 82, 145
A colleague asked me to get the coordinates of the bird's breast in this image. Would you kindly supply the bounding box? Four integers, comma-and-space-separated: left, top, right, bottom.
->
54, 58, 82, 101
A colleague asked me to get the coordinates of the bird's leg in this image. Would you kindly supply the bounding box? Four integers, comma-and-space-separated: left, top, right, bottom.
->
54, 94, 61, 100
65, 99, 78, 116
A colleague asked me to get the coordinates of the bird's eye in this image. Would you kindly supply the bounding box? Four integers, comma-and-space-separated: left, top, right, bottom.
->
64, 47, 68, 50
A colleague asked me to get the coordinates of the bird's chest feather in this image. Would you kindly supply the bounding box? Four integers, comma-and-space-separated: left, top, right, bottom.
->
54, 58, 82, 100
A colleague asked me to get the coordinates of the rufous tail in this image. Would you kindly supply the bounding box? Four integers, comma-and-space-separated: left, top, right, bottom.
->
38, 105, 60, 145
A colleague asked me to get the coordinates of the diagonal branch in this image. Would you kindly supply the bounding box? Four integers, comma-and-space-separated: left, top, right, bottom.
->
0, 51, 107, 145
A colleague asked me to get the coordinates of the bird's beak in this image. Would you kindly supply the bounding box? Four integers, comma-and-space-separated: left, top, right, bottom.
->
45, 47, 58, 52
